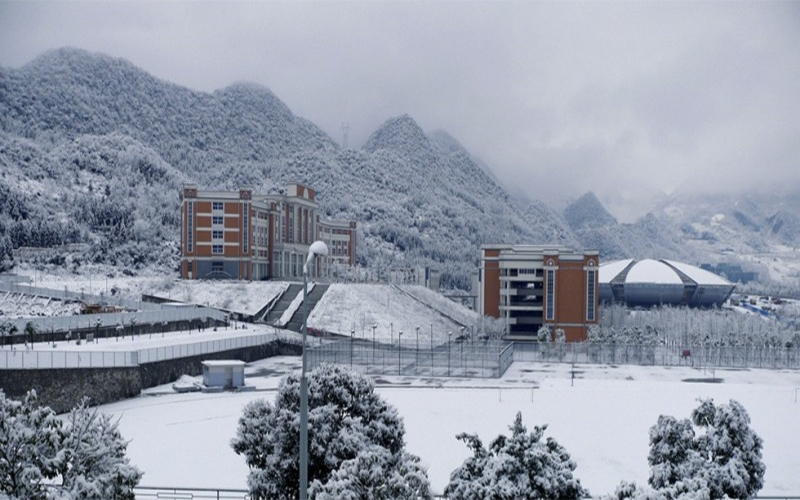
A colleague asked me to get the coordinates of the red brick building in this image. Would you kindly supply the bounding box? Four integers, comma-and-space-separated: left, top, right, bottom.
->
180, 183, 356, 280
478, 245, 599, 341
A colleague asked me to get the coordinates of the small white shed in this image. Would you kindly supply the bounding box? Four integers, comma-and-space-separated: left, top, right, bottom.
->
201, 360, 246, 388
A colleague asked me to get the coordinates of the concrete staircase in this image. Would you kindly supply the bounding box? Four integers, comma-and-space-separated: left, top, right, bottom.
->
285, 284, 329, 333
263, 283, 304, 326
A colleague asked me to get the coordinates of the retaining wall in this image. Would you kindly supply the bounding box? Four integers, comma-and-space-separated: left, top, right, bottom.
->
1, 341, 301, 414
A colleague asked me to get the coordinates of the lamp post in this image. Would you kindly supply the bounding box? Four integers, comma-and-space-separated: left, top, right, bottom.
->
300, 240, 328, 500
415, 326, 420, 365
447, 331, 452, 376
398, 330, 403, 375
372, 324, 377, 367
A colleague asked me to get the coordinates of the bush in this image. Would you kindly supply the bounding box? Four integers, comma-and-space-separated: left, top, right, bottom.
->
231, 364, 430, 500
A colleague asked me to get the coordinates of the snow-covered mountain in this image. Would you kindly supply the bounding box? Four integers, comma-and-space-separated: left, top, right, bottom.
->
2, 48, 797, 291
563, 192, 690, 262
0, 48, 570, 289
646, 191, 800, 285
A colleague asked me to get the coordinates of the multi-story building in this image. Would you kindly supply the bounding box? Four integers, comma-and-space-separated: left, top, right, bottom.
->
477, 245, 599, 342
180, 183, 356, 280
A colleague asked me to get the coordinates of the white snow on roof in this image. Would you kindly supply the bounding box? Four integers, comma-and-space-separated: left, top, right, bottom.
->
599, 259, 634, 283
201, 360, 246, 367
663, 260, 732, 286
625, 259, 683, 284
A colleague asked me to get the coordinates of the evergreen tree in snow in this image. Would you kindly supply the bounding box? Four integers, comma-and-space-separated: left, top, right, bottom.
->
0, 390, 66, 499
445, 411, 588, 500
231, 364, 428, 500
647, 399, 765, 499
309, 445, 432, 500
0, 391, 141, 500
51, 398, 142, 499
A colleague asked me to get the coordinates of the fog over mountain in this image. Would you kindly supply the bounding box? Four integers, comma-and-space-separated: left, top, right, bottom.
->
1, 49, 798, 291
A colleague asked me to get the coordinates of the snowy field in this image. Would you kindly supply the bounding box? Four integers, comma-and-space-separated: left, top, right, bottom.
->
309, 284, 478, 343
100, 356, 800, 497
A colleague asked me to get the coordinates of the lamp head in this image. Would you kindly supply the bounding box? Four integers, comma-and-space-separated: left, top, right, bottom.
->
303, 241, 329, 275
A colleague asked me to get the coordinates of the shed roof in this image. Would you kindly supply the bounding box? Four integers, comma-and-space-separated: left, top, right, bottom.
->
201, 360, 246, 367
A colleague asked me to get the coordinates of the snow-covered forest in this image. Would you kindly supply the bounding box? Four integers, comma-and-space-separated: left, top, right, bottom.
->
2, 48, 799, 292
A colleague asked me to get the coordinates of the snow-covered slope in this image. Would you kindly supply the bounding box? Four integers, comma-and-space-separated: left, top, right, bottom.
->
0, 49, 575, 289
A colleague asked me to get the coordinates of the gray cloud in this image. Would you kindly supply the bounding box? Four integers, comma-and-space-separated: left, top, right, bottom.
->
1, 1, 798, 221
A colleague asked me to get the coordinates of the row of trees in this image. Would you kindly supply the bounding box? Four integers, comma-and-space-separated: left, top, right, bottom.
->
598, 304, 800, 349
232, 365, 765, 500
0, 390, 142, 499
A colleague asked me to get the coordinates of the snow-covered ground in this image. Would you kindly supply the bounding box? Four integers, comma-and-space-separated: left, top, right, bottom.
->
308, 284, 477, 342
6, 270, 476, 338
101, 357, 800, 497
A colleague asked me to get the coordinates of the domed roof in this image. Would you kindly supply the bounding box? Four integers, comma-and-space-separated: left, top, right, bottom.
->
599, 259, 734, 307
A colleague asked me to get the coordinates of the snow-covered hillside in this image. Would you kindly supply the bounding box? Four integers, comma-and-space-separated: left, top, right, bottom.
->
0, 48, 573, 289
308, 284, 477, 342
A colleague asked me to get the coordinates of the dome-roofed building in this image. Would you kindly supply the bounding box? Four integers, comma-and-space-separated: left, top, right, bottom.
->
599, 259, 734, 308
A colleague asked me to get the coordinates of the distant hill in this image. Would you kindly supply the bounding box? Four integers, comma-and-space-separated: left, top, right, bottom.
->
3, 48, 797, 291
0, 48, 572, 288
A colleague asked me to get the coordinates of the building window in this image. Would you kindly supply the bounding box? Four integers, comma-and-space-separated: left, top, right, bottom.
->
212, 216, 223, 225
212, 245, 224, 254
586, 270, 596, 321
212, 261, 223, 273
288, 208, 295, 243
212, 230, 223, 240
546, 269, 555, 320
243, 206, 249, 253
212, 202, 224, 211
187, 262, 193, 273
186, 202, 193, 252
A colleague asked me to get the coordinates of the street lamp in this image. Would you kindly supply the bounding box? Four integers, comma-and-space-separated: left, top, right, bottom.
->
415, 326, 420, 364
447, 331, 452, 376
300, 240, 328, 500
398, 330, 403, 375
371, 324, 377, 367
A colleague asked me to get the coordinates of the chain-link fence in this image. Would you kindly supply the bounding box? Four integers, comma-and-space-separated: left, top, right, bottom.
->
307, 338, 513, 378
513, 342, 800, 370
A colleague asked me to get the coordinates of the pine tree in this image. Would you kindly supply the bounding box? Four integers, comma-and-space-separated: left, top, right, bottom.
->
446, 412, 588, 500
231, 364, 428, 500
0, 390, 66, 499
647, 399, 765, 499
53, 398, 142, 499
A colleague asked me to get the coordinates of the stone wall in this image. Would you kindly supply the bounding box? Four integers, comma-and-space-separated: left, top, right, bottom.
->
0, 341, 301, 414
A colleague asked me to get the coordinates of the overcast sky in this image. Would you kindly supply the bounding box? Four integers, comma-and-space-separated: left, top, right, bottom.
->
1, 1, 799, 221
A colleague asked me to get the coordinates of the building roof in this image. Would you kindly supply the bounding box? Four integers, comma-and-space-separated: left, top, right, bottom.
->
663, 259, 731, 286
201, 360, 246, 367
625, 259, 684, 285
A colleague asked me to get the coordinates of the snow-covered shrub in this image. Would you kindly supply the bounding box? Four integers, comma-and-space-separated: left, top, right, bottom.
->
0, 391, 141, 500
309, 445, 432, 500
445, 411, 588, 500
648, 399, 765, 499
231, 364, 429, 500
0, 390, 65, 499
52, 398, 142, 499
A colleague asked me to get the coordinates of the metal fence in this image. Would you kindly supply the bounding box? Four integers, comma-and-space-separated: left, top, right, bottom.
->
0, 306, 228, 337
513, 342, 800, 370
0, 332, 280, 370
0, 280, 158, 311
134, 486, 251, 499
133, 486, 452, 499
307, 339, 514, 378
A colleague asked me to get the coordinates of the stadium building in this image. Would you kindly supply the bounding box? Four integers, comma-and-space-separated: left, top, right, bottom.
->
599, 259, 735, 308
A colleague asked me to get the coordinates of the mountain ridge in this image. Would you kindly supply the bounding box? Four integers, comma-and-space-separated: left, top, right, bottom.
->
1, 48, 797, 290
